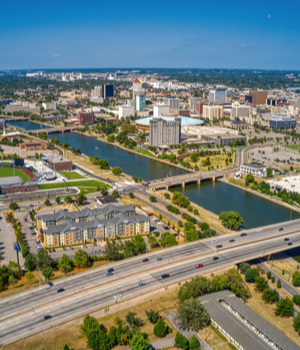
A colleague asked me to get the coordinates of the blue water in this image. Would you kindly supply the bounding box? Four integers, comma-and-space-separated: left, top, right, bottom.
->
7, 121, 51, 130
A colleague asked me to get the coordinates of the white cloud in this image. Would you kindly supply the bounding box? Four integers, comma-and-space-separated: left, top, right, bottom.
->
52, 53, 60, 57
268, 15, 271, 18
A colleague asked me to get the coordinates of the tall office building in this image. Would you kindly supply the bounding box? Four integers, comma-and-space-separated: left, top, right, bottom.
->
133, 89, 146, 111
208, 88, 227, 103
91, 84, 114, 100
149, 117, 181, 147
245, 91, 267, 105
164, 97, 180, 110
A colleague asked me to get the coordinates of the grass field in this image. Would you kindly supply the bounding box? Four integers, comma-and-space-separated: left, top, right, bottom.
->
0, 167, 31, 182
59, 171, 85, 180
287, 145, 300, 151
39, 180, 109, 194
186, 154, 230, 171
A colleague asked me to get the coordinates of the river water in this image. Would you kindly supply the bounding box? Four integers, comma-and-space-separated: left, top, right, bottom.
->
7, 120, 300, 228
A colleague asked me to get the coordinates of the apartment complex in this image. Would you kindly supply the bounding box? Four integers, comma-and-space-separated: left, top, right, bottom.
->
231, 104, 250, 119
118, 104, 135, 118
203, 104, 223, 120
153, 102, 170, 116
149, 117, 181, 147
208, 88, 227, 103
164, 97, 180, 110
37, 205, 150, 247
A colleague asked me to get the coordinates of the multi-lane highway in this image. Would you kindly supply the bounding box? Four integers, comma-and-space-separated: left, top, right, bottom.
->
1, 220, 300, 345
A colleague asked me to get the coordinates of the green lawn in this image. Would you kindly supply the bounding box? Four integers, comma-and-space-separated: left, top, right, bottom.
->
0, 167, 31, 182
60, 171, 85, 180
132, 146, 157, 158
286, 145, 300, 151
39, 180, 109, 194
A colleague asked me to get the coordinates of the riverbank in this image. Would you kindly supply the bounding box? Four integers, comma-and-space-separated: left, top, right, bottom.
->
222, 175, 300, 214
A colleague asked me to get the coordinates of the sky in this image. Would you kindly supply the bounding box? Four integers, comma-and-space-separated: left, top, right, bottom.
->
0, 0, 299, 70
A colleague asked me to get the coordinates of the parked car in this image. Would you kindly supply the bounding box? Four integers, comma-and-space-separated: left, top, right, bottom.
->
148, 213, 154, 217
164, 226, 169, 230
195, 264, 204, 268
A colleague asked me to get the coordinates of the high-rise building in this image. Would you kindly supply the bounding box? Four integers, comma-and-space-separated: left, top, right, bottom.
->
203, 105, 223, 120
91, 84, 114, 100
245, 91, 267, 105
208, 88, 227, 103
133, 89, 146, 111
153, 102, 170, 116
119, 105, 135, 119
164, 97, 180, 110
149, 117, 181, 147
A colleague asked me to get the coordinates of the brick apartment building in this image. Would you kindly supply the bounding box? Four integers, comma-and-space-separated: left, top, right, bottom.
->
78, 110, 94, 125
20, 140, 48, 151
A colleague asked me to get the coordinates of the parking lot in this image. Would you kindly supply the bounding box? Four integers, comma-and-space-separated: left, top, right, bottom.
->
250, 147, 300, 169
1, 188, 79, 203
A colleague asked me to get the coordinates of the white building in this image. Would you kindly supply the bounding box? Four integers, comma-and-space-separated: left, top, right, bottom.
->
42, 102, 57, 110
153, 102, 170, 117
240, 164, 266, 178
119, 105, 135, 119
231, 104, 250, 119
203, 105, 223, 120
209, 88, 227, 103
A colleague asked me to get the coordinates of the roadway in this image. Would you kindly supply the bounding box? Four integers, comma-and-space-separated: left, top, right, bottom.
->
2, 231, 300, 345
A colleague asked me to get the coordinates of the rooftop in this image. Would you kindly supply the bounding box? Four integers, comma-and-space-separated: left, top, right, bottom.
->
0, 176, 22, 187
136, 115, 204, 127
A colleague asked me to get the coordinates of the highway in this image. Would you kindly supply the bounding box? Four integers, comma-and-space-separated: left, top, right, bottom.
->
1, 231, 300, 345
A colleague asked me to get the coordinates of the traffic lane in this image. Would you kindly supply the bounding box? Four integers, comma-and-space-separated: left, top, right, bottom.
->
0, 240, 213, 318
0, 223, 298, 318
258, 262, 300, 297
2, 235, 300, 344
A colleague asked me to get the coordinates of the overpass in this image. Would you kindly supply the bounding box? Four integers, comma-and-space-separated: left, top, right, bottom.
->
1, 219, 300, 345
27, 126, 78, 135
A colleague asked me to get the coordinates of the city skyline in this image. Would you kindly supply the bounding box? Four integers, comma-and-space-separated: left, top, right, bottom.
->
1, 0, 300, 70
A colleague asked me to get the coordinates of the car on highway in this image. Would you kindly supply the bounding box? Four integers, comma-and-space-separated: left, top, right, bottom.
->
142, 258, 149, 263
164, 226, 169, 230
57, 288, 65, 293
114, 294, 123, 299
106, 272, 113, 276
148, 213, 154, 217
139, 282, 145, 287
157, 257, 162, 261
229, 239, 235, 243
212, 240, 217, 244
279, 228, 284, 231
44, 315, 52, 320
25, 218, 27, 222
257, 228, 262, 232
107, 268, 114, 273
284, 238, 290, 241
240, 233, 247, 237
287, 242, 293, 246
161, 274, 170, 279
213, 256, 219, 261
195, 264, 204, 268
216, 244, 223, 248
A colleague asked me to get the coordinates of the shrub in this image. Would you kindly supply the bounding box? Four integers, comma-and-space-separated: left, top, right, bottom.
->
266, 271, 271, 279
292, 271, 300, 286
262, 289, 279, 304
275, 297, 294, 317
293, 295, 300, 306
153, 318, 167, 338
245, 268, 259, 282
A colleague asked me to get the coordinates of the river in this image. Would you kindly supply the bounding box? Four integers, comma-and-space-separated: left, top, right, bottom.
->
170, 181, 300, 229
7, 120, 300, 228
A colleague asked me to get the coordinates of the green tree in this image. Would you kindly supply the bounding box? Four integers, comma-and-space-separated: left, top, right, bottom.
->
174, 332, 189, 350
73, 249, 90, 268
25, 253, 37, 271
112, 167, 122, 176
6, 211, 16, 223
245, 174, 255, 186
178, 276, 211, 303
112, 190, 119, 198
148, 235, 159, 248
266, 167, 273, 177
145, 309, 159, 324
63, 345, 70, 350
292, 271, 300, 286
44, 199, 51, 206
129, 192, 134, 198
87, 329, 110, 350
189, 335, 199, 349
266, 271, 272, 279
185, 229, 199, 242
153, 318, 167, 338
262, 289, 279, 304
25, 271, 34, 285
9, 202, 18, 211
65, 195, 72, 203
293, 295, 300, 306
178, 220, 183, 227
149, 196, 156, 202
59, 254, 72, 275
107, 326, 117, 348
130, 334, 151, 350
116, 324, 125, 345
277, 279, 282, 288
104, 241, 121, 261
255, 276, 268, 293
76, 194, 87, 205
177, 298, 210, 331
37, 248, 52, 270
160, 232, 177, 247
55, 196, 61, 204
275, 297, 294, 317
294, 313, 300, 335
164, 193, 170, 199
100, 187, 108, 196
42, 266, 54, 280
245, 268, 259, 282
219, 211, 244, 230
7, 261, 22, 278
81, 315, 101, 338
8, 275, 18, 288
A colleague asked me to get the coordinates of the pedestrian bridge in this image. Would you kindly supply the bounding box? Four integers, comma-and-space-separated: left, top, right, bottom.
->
27, 127, 78, 135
